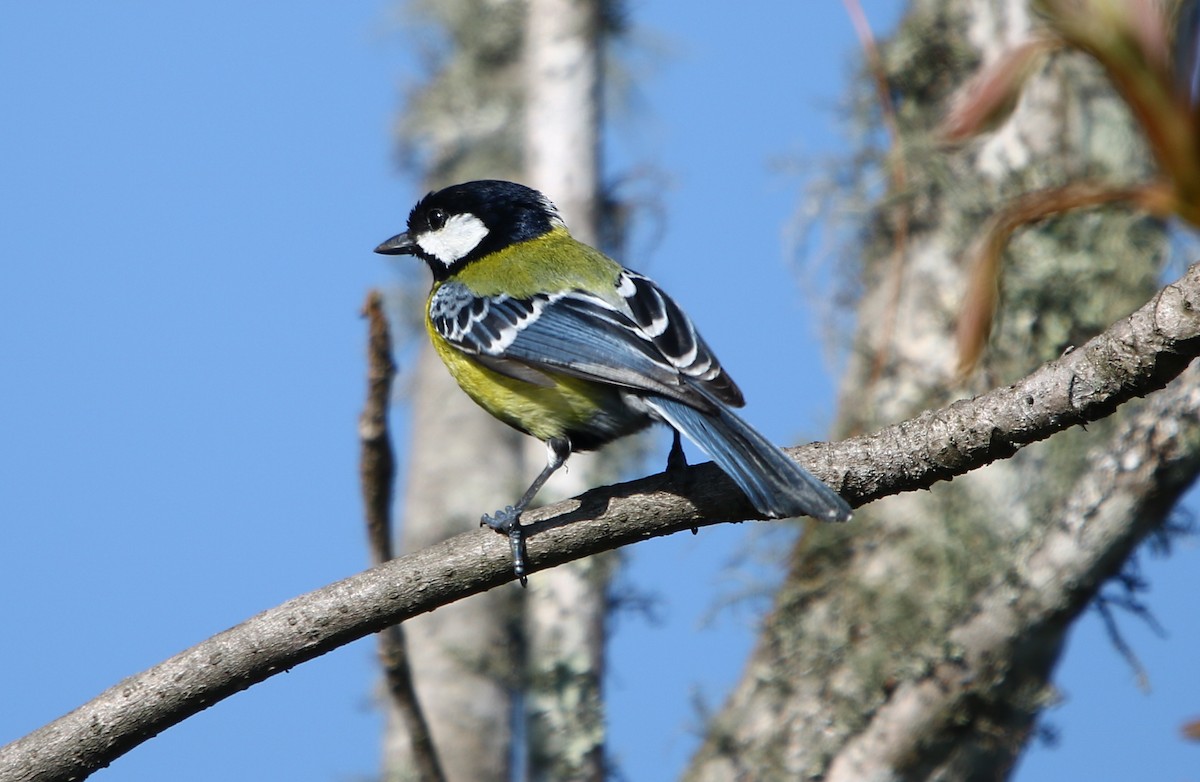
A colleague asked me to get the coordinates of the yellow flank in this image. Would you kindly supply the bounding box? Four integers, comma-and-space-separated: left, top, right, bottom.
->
424, 227, 626, 442
427, 322, 612, 441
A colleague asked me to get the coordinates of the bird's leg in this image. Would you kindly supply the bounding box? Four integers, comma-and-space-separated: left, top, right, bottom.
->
664, 429, 699, 535
481, 437, 571, 585
666, 428, 688, 473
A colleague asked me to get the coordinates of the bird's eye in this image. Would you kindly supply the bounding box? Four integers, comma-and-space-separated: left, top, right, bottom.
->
428, 208, 448, 231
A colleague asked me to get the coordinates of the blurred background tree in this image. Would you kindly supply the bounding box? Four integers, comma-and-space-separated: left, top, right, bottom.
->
686, 0, 1200, 778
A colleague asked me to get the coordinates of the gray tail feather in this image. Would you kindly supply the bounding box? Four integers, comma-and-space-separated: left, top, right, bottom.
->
647, 396, 852, 522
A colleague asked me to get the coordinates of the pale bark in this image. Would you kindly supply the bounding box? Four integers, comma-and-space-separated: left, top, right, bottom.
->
524, 0, 602, 239
521, 1, 610, 780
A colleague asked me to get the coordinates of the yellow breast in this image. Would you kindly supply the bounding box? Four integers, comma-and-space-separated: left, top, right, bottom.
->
426, 315, 618, 443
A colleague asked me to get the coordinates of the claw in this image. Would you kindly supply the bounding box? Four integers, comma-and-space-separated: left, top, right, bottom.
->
481, 505, 519, 532
481, 506, 528, 586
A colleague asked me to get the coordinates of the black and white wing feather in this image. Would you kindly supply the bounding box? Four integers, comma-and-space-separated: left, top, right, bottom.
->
616, 271, 743, 406
428, 272, 742, 412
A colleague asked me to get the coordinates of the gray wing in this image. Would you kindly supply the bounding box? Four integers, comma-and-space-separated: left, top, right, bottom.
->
429, 272, 742, 411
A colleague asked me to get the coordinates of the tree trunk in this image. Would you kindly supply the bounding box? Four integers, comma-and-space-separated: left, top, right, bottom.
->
521, 1, 611, 781
684, 1, 1192, 779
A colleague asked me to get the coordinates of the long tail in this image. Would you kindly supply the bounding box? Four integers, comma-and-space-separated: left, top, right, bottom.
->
646, 397, 852, 522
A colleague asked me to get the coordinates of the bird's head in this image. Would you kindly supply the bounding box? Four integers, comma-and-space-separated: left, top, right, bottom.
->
374, 180, 564, 280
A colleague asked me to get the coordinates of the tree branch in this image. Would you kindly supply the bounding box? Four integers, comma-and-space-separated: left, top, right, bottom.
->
825, 358, 1200, 782
4, 263, 1200, 782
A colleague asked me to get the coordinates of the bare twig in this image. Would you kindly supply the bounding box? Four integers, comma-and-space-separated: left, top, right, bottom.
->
1092, 564, 1168, 691
4, 262, 1200, 782
1094, 595, 1153, 692
358, 291, 447, 782
360, 291, 398, 564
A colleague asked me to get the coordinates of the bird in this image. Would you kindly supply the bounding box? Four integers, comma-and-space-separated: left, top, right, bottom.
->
375, 180, 851, 583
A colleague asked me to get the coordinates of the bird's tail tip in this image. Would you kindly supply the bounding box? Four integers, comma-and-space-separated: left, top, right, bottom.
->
762, 484, 853, 523
646, 395, 854, 524
821, 502, 853, 524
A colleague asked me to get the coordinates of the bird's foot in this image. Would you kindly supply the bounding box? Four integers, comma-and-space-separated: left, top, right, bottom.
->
666, 434, 689, 474
481, 505, 520, 533
665, 434, 696, 534
481, 506, 529, 587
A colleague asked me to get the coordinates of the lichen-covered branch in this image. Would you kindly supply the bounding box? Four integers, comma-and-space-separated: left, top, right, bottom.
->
826, 360, 1200, 781
821, 261, 1200, 506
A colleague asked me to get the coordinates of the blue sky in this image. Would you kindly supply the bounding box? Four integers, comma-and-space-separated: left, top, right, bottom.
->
1, 3, 1197, 781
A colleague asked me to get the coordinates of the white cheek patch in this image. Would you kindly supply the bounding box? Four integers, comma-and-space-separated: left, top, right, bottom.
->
416, 213, 489, 268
